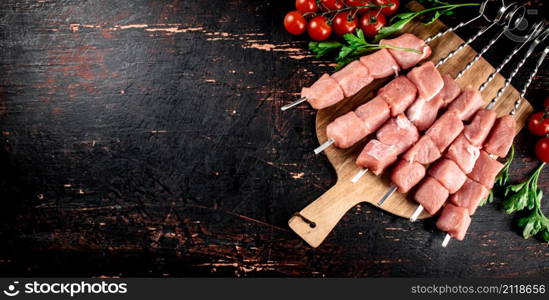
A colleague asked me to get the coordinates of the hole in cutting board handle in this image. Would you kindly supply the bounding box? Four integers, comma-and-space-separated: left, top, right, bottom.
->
292, 213, 316, 228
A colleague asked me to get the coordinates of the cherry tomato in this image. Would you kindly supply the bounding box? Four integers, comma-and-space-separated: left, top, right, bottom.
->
284, 11, 307, 35
535, 137, 549, 163
374, 0, 400, 16
320, 0, 345, 11
308, 16, 332, 41
332, 12, 358, 36
528, 112, 549, 136
345, 0, 372, 15
295, 0, 318, 14
359, 10, 386, 38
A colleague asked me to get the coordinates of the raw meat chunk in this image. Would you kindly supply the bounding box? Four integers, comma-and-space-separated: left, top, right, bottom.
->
402, 135, 441, 165
326, 112, 368, 148
331, 60, 373, 97
356, 139, 399, 175
391, 160, 425, 193
447, 88, 485, 121
378, 76, 418, 117
406, 94, 444, 131
301, 74, 345, 109
436, 204, 471, 240
469, 150, 504, 189
376, 114, 419, 153
359, 49, 400, 79
463, 109, 497, 146
440, 74, 461, 106
355, 96, 391, 134
406, 61, 444, 101
445, 134, 480, 174
425, 111, 464, 151
428, 159, 467, 194
414, 176, 449, 215
450, 178, 489, 215
380, 33, 432, 69
484, 115, 516, 158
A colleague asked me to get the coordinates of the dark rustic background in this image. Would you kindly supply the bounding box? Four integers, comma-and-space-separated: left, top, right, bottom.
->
0, 0, 547, 277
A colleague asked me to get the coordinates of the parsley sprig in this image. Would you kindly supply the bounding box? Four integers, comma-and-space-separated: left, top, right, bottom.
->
309, 29, 420, 69
503, 163, 548, 242
480, 146, 515, 207
373, 0, 480, 42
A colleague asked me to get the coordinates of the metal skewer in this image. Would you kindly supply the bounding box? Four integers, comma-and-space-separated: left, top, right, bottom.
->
283, 0, 505, 112
350, 4, 523, 183
443, 45, 548, 248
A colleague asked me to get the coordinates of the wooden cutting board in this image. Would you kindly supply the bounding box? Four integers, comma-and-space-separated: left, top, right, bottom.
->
288, 2, 533, 248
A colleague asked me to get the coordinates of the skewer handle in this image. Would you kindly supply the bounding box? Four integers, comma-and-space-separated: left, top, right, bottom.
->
424, 14, 481, 44
442, 233, 452, 247
314, 139, 335, 155
281, 97, 307, 111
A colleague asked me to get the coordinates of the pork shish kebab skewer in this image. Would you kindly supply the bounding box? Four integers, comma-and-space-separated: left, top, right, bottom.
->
349, 4, 523, 182
440, 45, 549, 247
407, 26, 548, 222
282, 0, 505, 112
313, 1, 515, 155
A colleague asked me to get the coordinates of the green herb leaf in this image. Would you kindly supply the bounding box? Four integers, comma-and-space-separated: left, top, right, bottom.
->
479, 190, 494, 207
495, 145, 515, 187
308, 41, 343, 58
423, 10, 442, 25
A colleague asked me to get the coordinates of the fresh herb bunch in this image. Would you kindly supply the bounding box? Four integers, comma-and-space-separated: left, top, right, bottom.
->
373, 0, 480, 41
503, 163, 548, 242
309, 28, 420, 69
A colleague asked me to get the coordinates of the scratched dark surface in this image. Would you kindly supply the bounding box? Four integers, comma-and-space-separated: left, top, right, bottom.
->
0, 0, 547, 277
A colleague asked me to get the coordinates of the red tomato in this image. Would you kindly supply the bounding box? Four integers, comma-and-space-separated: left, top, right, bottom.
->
308, 16, 332, 41
284, 11, 307, 35
320, 0, 345, 11
374, 0, 400, 16
535, 137, 549, 163
295, 0, 318, 14
359, 11, 386, 38
528, 112, 549, 136
332, 12, 358, 36
345, 0, 372, 15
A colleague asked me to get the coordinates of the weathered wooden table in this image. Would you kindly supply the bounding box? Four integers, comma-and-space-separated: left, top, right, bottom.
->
0, 0, 547, 277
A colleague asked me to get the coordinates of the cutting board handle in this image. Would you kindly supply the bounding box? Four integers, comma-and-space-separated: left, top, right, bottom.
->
288, 181, 362, 248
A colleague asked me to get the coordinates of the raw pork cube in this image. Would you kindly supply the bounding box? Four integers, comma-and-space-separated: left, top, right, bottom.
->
414, 176, 449, 215
356, 139, 399, 175
450, 178, 489, 215
425, 111, 464, 151
331, 60, 373, 97
380, 33, 432, 69
359, 49, 400, 79
484, 115, 516, 158
301, 74, 345, 109
376, 114, 419, 153
406, 94, 444, 131
463, 109, 497, 146
355, 96, 391, 134
390, 160, 425, 193
447, 88, 485, 121
406, 61, 444, 101
378, 76, 418, 117
428, 159, 467, 194
402, 135, 441, 165
436, 204, 471, 240
326, 112, 368, 148
469, 150, 504, 189
445, 134, 480, 174
440, 74, 461, 106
